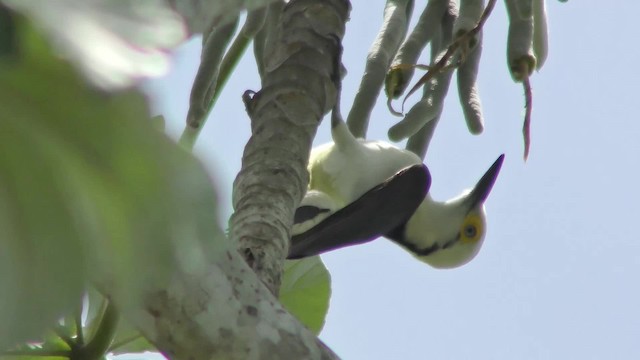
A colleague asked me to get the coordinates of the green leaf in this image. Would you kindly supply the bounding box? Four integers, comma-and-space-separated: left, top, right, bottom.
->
0, 18, 223, 349
82, 288, 108, 344
4, 0, 186, 89
0, 52, 85, 346
280, 257, 331, 334
83, 288, 156, 356
0, 332, 70, 360
108, 319, 156, 355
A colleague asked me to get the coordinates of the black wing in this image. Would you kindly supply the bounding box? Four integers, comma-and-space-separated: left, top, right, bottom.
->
288, 164, 431, 259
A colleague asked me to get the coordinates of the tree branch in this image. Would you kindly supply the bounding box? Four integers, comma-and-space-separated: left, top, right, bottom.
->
229, 0, 350, 294
102, 239, 339, 359
96, 1, 350, 357
92, 176, 340, 359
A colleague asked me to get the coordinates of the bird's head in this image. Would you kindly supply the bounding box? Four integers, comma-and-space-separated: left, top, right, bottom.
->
390, 154, 504, 269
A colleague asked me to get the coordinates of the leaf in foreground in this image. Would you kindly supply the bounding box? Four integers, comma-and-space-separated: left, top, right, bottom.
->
0, 18, 222, 349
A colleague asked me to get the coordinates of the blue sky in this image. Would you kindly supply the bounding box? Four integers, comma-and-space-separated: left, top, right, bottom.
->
145, 1, 640, 359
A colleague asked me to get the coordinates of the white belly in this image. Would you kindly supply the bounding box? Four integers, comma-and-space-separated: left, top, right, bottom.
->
308, 140, 422, 206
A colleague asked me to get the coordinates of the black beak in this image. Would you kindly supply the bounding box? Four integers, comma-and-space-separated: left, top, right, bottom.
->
466, 154, 505, 210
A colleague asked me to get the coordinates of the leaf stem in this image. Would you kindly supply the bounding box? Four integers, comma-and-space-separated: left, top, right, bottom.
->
52, 325, 76, 349
178, 30, 250, 150
74, 301, 85, 346
71, 301, 119, 360
179, 9, 267, 150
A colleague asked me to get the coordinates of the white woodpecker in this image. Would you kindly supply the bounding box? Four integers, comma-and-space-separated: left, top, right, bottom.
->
289, 114, 504, 269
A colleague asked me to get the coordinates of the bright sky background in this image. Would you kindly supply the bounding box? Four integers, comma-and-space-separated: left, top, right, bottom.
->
144, 1, 640, 359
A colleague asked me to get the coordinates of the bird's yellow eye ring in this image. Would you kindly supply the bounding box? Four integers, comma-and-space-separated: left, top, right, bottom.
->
460, 213, 483, 243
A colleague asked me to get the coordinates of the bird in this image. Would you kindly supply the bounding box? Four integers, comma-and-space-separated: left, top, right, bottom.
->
386, 154, 504, 268
288, 111, 504, 269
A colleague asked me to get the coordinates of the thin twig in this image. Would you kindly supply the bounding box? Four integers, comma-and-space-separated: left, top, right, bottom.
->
523, 73, 532, 161
395, 0, 497, 114
74, 301, 85, 346
66, 301, 119, 359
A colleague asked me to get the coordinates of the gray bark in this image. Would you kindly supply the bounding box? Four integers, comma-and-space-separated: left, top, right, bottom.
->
103, 0, 350, 358
230, 0, 350, 294
130, 245, 338, 359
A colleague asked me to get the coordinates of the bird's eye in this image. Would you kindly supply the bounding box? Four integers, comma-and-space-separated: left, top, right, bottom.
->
464, 224, 477, 238
460, 213, 483, 242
